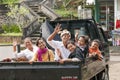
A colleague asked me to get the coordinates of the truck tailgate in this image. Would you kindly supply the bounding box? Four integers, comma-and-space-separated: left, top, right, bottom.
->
0, 62, 81, 80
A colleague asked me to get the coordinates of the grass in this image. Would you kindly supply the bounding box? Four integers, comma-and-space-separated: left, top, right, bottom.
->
0, 33, 22, 36
0, 0, 19, 4
0, 43, 12, 45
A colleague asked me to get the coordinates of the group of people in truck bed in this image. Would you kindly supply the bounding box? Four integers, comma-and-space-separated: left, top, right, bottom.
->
10, 23, 103, 63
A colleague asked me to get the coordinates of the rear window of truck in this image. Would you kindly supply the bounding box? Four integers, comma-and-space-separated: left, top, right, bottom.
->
50, 20, 99, 40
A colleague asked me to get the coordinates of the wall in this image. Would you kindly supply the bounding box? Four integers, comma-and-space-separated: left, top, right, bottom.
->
0, 36, 22, 43
118, 0, 120, 10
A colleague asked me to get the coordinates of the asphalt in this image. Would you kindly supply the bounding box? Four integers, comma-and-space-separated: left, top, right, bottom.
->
109, 56, 120, 80
109, 46, 120, 56
0, 45, 15, 61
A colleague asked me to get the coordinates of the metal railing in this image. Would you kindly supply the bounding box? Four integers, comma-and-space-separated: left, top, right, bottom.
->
22, 18, 44, 39
39, 4, 61, 21
21, 0, 61, 39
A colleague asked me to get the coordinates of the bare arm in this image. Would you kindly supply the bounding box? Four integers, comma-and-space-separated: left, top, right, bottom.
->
13, 41, 18, 52
59, 59, 73, 64
59, 58, 80, 64
29, 52, 38, 64
75, 32, 79, 42
47, 23, 62, 41
56, 48, 63, 59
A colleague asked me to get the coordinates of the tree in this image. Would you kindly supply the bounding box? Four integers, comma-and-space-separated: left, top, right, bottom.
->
6, 4, 29, 32
0, 0, 18, 4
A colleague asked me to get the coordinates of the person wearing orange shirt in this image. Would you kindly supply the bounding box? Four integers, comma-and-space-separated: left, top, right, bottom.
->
89, 40, 103, 61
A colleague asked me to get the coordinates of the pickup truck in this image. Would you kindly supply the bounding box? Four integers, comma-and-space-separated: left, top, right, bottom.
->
0, 18, 110, 80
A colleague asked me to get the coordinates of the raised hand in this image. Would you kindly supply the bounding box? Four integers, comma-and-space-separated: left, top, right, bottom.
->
54, 23, 62, 34
75, 32, 79, 42
13, 40, 18, 47
13, 40, 18, 52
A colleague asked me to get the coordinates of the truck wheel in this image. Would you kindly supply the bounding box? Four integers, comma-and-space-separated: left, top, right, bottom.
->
101, 68, 109, 80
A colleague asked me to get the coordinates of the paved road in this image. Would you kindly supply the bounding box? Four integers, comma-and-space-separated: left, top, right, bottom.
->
109, 56, 120, 80
0, 45, 14, 61
110, 56, 120, 61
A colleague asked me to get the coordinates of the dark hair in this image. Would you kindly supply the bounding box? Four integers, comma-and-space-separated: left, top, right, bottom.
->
24, 37, 32, 43
66, 40, 76, 49
90, 39, 100, 46
78, 36, 89, 44
36, 37, 46, 46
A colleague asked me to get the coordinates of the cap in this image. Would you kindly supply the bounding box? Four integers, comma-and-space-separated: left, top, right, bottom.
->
60, 29, 71, 37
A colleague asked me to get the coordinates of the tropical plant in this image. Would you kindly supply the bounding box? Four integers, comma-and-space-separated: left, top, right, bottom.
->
2, 24, 21, 33
6, 4, 29, 32
54, 0, 86, 18
0, 0, 19, 4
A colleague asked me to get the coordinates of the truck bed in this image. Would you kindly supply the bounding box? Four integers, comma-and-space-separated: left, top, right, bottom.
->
0, 58, 107, 80
0, 62, 82, 80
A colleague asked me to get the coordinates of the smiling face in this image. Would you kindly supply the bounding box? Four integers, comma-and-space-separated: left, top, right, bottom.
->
61, 33, 71, 43
24, 38, 33, 49
67, 43, 76, 53
37, 39, 46, 49
60, 30, 71, 44
91, 41, 99, 50
78, 37, 86, 46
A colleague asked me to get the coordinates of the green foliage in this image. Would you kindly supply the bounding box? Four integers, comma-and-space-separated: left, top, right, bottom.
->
2, 24, 21, 33
7, 5, 29, 18
0, 33, 22, 36
55, 9, 77, 18
0, 1, 30, 33
6, 4, 29, 31
54, 0, 78, 18
0, 0, 18, 4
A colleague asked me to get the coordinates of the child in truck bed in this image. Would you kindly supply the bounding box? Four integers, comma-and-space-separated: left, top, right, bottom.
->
76, 35, 89, 58
59, 40, 84, 63
89, 39, 103, 61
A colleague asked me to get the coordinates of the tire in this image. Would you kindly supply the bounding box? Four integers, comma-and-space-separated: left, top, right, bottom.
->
95, 68, 109, 80
90, 76, 97, 80
90, 68, 109, 80
101, 68, 109, 80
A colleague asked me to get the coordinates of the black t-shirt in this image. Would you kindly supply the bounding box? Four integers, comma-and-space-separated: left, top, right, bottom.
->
68, 46, 84, 61
68, 52, 76, 58
79, 45, 89, 58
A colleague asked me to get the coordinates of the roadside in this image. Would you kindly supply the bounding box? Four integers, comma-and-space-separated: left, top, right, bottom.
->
0, 45, 14, 61
109, 46, 120, 56
109, 56, 120, 80
109, 62, 120, 80
109, 46, 120, 80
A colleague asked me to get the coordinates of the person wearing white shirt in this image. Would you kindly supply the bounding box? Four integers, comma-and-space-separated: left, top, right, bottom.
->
13, 37, 38, 61
47, 23, 71, 61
